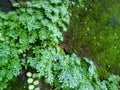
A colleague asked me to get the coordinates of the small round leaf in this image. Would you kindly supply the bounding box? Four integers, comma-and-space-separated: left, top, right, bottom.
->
27, 72, 32, 77
28, 85, 34, 90
33, 80, 39, 85
34, 87, 39, 90
27, 78, 33, 84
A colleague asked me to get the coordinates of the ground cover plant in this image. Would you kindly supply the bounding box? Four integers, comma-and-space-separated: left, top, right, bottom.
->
0, 0, 120, 90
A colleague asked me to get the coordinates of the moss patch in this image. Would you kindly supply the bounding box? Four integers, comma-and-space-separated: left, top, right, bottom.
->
62, 0, 120, 78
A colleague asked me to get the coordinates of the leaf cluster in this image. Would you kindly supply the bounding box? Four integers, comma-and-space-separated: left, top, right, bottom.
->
0, 0, 120, 90
0, 0, 69, 89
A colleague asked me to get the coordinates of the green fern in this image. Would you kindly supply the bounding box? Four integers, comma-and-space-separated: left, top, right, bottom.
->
0, 0, 120, 90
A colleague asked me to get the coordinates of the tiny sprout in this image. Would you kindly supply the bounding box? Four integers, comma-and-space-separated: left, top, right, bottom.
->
27, 72, 32, 77
28, 85, 34, 90
33, 80, 39, 85
27, 78, 33, 84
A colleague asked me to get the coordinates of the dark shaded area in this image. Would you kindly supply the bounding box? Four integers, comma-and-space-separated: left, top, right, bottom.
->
0, 0, 14, 12
0, 0, 31, 12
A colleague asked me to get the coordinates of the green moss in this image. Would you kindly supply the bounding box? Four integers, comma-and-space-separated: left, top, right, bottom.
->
63, 0, 120, 77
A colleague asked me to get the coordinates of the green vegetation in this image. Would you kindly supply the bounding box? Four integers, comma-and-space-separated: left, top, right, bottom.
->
64, 0, 120, 78
0, 0, 70, 89
0, 0, 120, 90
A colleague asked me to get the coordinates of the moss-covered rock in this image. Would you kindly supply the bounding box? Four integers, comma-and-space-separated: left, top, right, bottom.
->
62, 0, 120, 78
